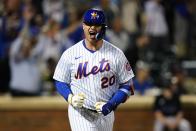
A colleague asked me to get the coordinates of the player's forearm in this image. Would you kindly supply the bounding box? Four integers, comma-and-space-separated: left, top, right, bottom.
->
109, 85, 131, 107
55, 80, 72, 101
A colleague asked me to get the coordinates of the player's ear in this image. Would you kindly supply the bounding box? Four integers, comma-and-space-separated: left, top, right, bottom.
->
82, 23, 85, 30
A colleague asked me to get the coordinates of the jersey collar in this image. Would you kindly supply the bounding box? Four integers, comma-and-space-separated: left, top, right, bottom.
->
82, 39, 104, 53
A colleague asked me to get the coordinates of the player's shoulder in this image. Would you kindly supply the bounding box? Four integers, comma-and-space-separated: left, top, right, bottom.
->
60, 40, 83, 58
66, 40, 83, 51
62, 40, 83, 53
103, 39, 124, 54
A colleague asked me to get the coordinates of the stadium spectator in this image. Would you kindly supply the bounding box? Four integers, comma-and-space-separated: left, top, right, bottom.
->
0, 0, 23, 94
39, 18, 73, 95
106, 15, 130, 52
121, 0, 142, 68
9, 28, 43, 96
142, 0, 171, 62
153, 80, 191, 131
133, 60, 156, 95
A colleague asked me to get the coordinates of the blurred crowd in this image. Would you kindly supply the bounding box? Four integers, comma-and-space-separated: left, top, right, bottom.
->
0, 0, 196, 97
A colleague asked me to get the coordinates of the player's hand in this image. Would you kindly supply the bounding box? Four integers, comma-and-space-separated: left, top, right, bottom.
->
94, 102, 106, 113
68, 93, 86, 108
94, 102, 113, 116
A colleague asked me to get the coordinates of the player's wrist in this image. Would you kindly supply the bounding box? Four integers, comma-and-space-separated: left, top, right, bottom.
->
102, 102, 114, 116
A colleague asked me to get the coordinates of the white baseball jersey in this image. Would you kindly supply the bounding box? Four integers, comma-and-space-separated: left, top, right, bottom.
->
53, 39, 134, 110
54, 39, 134, 131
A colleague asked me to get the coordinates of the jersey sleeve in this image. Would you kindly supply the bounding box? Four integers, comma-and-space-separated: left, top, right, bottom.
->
116, 51, 134, 84
53, 51, 71, 84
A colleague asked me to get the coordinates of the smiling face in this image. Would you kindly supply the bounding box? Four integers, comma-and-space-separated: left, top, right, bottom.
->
83, 23, 102, 43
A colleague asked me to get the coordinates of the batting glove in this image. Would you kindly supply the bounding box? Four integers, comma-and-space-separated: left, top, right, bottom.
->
68, 93, 86, 108
94, 102, 113, 116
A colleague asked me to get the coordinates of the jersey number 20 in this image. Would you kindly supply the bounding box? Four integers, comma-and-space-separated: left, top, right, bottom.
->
101, 75, 115, 88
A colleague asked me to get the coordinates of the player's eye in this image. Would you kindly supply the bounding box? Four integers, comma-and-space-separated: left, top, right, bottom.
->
84, 22, 101, 27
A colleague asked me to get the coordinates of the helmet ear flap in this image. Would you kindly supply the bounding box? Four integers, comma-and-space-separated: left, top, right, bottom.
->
95, 24, 107, 40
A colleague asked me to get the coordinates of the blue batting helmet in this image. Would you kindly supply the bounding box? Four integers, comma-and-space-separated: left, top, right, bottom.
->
83, 8, 106, 26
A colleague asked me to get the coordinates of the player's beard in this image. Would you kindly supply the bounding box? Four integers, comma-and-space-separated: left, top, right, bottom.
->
85, 35, 102, 49
86, 28, 102, 45
87, 38, 99, 46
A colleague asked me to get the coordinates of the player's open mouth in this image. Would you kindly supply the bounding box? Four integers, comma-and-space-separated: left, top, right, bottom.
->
89, 31, 96, 39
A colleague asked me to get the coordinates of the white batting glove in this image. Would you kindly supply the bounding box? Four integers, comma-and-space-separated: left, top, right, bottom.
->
68, 93, 86, 108
94, 102, 106, 114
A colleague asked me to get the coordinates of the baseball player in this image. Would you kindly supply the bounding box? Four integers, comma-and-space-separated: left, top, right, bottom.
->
53, 8, 135, 131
